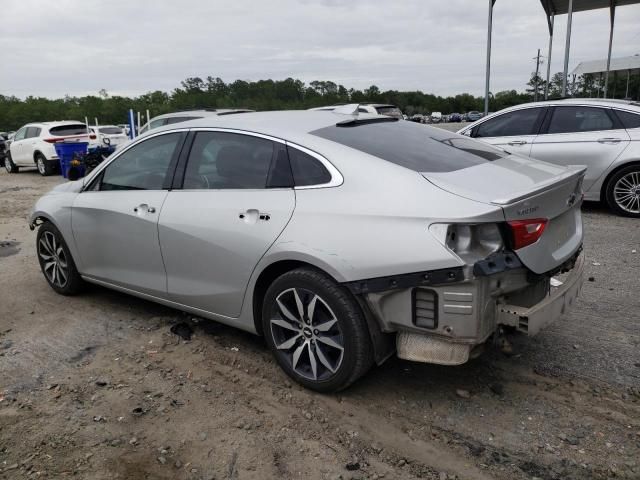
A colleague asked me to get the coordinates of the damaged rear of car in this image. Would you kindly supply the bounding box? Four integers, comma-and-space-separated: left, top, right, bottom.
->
310, 117, 585, 368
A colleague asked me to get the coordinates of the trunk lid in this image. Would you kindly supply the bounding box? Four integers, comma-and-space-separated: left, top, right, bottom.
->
423, 155, 586, 274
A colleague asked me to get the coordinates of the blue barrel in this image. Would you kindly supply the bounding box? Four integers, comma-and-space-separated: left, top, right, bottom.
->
54, 142, 88, 179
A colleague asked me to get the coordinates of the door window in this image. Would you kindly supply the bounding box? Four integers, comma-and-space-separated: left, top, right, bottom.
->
614, 110, 640, 129
474, 108, 543, 137
98, 133, 182, 191
547, 106, 614, 134
183, 132, 274, 189
13, 127, 27, 141
25, 127, 41, 138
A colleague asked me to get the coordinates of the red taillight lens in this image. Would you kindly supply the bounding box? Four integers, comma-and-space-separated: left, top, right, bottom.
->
44, 138, 63, 143
89, 134, 97, 140
507, 218, 548, 250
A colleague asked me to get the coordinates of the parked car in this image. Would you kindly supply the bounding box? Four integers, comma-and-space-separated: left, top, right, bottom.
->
310, 104, 404, 119
30, 109, 585, 391
430, 112, 443, 123
0, 136, 5, 160
449, 113, 463, 123
457, 99, 640, 217
139, 109, 253, 135
465, 111, 483, 122
5, 121, 94, 175
89, 125, 129, 148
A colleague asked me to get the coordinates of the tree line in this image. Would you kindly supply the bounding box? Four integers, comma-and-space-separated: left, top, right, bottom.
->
1, 72, 638, 131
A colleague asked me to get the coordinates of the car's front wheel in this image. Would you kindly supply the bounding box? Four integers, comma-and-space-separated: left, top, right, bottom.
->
4, 154, 19, 173
605, 164, 640, 218
37, 222, 84, 295
262, 267, 373, 392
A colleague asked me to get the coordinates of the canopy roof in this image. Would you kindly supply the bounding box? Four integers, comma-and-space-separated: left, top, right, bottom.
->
540, 0, 640, 16
572, 54, 640, 74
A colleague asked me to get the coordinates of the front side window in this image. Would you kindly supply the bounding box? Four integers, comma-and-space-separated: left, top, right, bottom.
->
183, 132, 274, 189
98, 133, 182, 191
474, 108, 543, 137
547, 106, 614, 134
614, 110, 640, 129
13, 127, 27, 141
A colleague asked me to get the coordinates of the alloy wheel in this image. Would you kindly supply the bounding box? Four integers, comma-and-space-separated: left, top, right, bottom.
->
269, 287, 344, 381
4, 157, 11, 173
37, 157, 45, 175
38, 231, 68, 288
613, 171, 640, 214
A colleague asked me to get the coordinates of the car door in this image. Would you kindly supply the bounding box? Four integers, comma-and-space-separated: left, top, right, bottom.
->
158, 130, 296, 318
24, 126, 42, 162
10, 127, 28, 165
71, 131, 186, 296
530, 105, 631, 191
468, 106, 546, 156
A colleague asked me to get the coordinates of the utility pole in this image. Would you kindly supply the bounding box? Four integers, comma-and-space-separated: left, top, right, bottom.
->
533, 49, 543, 102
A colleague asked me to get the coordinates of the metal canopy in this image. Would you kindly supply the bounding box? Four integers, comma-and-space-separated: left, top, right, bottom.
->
540, 0, 639, 15
572, 55, 640, 75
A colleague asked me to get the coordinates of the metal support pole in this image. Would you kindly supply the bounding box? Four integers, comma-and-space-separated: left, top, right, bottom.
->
484, 0, 495, 116
604, 2, 616, 98
534, 49, 542, 102
545, 12, 554, 100
561, 0, 573, 97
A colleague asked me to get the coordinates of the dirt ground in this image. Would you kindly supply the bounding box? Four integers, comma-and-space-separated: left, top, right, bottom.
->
1, 165, 639, 480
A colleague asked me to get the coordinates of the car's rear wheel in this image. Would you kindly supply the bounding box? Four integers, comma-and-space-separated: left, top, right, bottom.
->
37, 222, 84, 295
262, 267, 373, 392
36, 153, 55, 176
605, 164, 640, 218
4, 154, 19, 173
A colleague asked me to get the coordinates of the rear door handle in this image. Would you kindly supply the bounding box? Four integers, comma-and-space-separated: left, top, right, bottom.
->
507, 140, 528, 146
597, 137, 622, 144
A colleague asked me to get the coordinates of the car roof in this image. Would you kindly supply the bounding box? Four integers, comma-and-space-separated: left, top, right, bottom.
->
500, 98, 640, 111
23, 120, 85, 127
150, 109, 253, 120
145, 110, 383, 145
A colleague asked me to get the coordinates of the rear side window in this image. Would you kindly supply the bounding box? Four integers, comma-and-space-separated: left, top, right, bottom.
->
375, 106, 403, 118
287, 146, 331, 186
49, 124, 88, 136
183, 132, 274, 189
475, 108, 543, 137
614, 110, 640, 129
26, 127, 41, 138
311, 120, 508, 173
547, 107, 614, 134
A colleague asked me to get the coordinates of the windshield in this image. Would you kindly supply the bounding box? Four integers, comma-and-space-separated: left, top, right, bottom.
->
311, 120, 508, 173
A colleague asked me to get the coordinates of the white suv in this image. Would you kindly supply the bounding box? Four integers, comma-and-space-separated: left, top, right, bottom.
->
5, 121, 93, 176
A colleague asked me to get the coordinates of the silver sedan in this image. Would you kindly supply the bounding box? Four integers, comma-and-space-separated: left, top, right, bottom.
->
30, 107, 585, 391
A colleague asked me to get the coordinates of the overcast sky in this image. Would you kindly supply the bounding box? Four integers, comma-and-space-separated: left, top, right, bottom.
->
1, 0, 639, 99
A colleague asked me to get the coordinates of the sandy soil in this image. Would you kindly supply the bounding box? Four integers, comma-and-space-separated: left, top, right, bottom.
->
1, 167, 639, 480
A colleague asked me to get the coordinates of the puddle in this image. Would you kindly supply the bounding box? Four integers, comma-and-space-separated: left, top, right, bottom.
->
0, 241, 20, 258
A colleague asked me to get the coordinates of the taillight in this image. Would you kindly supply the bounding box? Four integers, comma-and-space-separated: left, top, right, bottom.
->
44, 138, 63, 143
89, 134, 97, 140
507, 218, 548, 250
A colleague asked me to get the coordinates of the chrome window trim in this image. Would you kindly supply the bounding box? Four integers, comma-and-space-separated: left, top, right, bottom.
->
188, 127, 344, 189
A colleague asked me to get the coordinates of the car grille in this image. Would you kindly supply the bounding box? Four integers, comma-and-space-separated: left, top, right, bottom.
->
413, 288, 438, 329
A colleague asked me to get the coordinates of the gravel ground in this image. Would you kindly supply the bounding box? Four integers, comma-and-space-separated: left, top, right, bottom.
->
1, 162, 639, 480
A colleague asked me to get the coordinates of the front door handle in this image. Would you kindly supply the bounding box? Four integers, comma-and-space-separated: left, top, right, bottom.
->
239, 209, 270, 222
133, 204, 156, 214
507, 140, 528, 146
597, 137, 622, 144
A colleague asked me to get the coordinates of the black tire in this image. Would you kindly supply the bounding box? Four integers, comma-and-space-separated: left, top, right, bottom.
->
605, 164, 640, 218
36, 222, 84, 295
35, 153, 55, 176
4, 153, 19, 173
262, 267, 373, 392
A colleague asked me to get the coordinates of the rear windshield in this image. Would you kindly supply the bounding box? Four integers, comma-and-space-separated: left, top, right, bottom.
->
375, 106, 402, 118
310, 120, 508, 173
49, 124, 88, 136
99, 127, 123, 134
